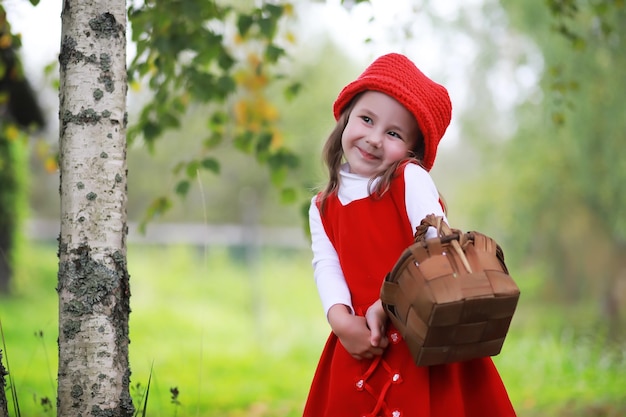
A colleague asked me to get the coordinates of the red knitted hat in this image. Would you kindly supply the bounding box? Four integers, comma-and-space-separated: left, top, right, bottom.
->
333, 53, 452, 171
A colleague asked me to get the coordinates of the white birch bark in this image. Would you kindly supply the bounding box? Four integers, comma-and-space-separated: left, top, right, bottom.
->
57, 0, 132, 415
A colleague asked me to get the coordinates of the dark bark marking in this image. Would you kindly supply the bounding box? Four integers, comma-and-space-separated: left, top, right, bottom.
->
62, 108, 101, 129
89, 13, 124, 39
59, 36, 78, 71
71, 384, 83, 399
58, 244, 119, 314
61, 319, 81, 340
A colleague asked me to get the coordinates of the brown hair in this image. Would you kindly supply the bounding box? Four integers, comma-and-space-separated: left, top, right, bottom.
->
317, 93, 428, 213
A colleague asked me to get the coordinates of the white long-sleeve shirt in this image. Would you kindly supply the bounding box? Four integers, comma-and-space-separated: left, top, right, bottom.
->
309, 163, 447, 317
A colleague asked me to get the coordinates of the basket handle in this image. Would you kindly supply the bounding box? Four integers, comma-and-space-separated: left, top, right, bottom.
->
414, 214, 473, 274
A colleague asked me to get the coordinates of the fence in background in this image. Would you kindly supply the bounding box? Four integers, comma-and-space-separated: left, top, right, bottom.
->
26, 219, 309, 249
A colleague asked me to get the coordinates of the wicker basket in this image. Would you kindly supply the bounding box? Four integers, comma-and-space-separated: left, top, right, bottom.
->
380, 215, 520, 367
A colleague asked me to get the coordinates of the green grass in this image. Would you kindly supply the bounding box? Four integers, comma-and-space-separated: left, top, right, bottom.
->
1, 242, 625, 416
495, 307, 626, 417
126, 244, 326, 417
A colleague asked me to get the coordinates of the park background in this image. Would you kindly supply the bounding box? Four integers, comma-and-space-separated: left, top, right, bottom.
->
1, 0, 625, 416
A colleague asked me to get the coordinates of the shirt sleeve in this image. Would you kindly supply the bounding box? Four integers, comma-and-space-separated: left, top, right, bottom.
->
404, 163, 448, 239
309, 195, 354, 319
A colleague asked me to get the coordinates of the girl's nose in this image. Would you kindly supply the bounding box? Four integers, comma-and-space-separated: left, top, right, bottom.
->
366, 132, 383, 148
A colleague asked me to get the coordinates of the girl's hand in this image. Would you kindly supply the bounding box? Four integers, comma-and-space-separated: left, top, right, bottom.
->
365, 299, 389, 349
327, 304, 387, 360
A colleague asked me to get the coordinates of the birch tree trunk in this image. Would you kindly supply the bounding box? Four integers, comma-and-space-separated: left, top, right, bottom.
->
57, 0, 133, 415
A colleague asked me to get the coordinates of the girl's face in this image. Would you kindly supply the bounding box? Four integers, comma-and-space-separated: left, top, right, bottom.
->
341, 91, 419, 178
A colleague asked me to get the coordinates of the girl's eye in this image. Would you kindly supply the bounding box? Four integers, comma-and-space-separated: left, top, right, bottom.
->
360, 116, 372, 124
388, 131, 403, 141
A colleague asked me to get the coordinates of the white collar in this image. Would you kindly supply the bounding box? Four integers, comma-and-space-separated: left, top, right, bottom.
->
337, 163, 380, 205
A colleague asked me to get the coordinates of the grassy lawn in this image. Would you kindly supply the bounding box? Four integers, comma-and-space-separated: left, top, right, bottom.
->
1, 242, 625, 416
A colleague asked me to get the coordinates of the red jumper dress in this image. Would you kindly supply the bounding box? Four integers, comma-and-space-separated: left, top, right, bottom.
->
303, 167, 516, 417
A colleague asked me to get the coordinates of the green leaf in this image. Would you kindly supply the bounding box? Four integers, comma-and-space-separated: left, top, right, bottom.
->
256, 132, 273, 156
175, 180, 191, 197
160, 112, 181, 129
264, 4, 284, 19
265, 44, 285, 63
237, 14, 254, 37
234, 131, 254, 153
268, 148, 300, 169
171, 96, 187, 114
201, 157, 220, 174
258, 17, 277, 39
186, 160, 200, 178
44, 61, 57, 76
139, 196, 172, 234
186, 71, 217, 101
143, 121, 163, 142
203, 132, 223, 149
208, 111, 228, 129
284, 82, 302, 101
192, 35, 222, 66
218, 51, 235, 71
217, 75, 236, 97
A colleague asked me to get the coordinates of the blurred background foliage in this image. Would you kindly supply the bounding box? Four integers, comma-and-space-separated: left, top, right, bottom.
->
0, 0, 625, 415
470, 0, 626, 327
4, 0, 626, 349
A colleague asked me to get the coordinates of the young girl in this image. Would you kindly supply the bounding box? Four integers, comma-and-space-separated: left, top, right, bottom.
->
304, 53, 516, 417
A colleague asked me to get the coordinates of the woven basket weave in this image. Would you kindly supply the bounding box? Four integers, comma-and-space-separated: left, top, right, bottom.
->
380, 215, 520, 367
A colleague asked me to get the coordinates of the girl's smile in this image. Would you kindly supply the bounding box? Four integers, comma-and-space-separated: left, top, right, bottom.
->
357, 146, 380, 160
